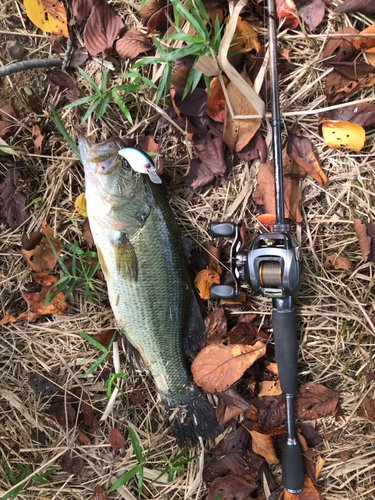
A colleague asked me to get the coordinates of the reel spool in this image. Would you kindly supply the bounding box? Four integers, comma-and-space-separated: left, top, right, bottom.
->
259, 261, 282, 288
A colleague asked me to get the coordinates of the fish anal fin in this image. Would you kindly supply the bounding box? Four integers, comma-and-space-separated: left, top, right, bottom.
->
183, 290, 206, 358
110, 233, 138, 282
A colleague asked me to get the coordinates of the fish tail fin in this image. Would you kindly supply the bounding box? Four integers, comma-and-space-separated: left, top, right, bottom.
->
162, 384, 221, 448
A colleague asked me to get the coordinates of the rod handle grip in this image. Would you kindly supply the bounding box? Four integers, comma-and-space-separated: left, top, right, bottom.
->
282, 440, 304, 494
272, 307, 298, 394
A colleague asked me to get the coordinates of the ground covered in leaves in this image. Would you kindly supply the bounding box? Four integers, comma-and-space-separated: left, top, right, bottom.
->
1, 0, 375, 499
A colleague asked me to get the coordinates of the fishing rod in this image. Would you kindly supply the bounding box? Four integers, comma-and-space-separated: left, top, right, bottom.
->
209, 0, 305, 494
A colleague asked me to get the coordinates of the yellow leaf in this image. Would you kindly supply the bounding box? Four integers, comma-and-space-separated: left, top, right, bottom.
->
321, 120, 365, 152
258, 380, 282, 397
24, 0, 68, 37
75, 192, 87, 217
232, 18, 261, 54
194, 269, 220, 300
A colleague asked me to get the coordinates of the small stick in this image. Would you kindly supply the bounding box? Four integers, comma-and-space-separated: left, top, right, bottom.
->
20, 444, 112, 453
0, 58, 62, 78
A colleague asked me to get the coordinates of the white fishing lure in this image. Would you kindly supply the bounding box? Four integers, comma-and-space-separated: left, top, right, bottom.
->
118, 148, 162, 184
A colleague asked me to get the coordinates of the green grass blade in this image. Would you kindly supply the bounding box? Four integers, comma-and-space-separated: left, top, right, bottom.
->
47, 103, 81, 161
155, 65, 171, 105
85, 351, 108, 376
45, 235, 69, 274
112, 91, 133, 125
133, 56, 165, 69
81, 98, 101, 125
138, 465, 144, 495
163, 33, 204, 44
108, 463, 142, 492
63, 95, 99, 109
193, 0, 210, 24
61, 277, 77, 303
128, 426, 144, 464
87, 260, 100, 279
77, 66, 100, 94
171, 0, 207, 39
77, 330, 109, 352
45, 276, 70, 306
112, 84, 146, 92
100, 68, 108, 94
96, 92, 112, 120
33, 467, 58, 485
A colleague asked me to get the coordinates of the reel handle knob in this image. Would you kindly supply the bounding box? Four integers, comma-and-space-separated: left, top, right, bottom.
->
210, 284, 237, 300
210, 222, 237, 238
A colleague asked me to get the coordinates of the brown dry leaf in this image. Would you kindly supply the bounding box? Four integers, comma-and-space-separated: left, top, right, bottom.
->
286, 133, 327, 187
340, 450, 352, 462
204, 244, 222, 275
61, 451, 84, 476
353, 219, 375, 262
179, 159, 216, 191
295, 0, 325, 31
319, 102, 375, 128
45, 70, 79, 103
336, 0, 375, 13
258, 380, 282, 397
90, 486, 110, 500
69, 47, 89, 68
325, 254, 352, 272
220, 291, 246, 306
232, 17, 260, 54
332, 75, 375, 103
32, 124, 43, 155
367, 52, 375, 68
49, 34, 65, 53
297, 429, 324, 483
249, 430, 279, 465
82, 219, 94, 249
83, 0, 124, 58
0, 101, 16, 137
255, 395, 285, 431
276, 0, 298, 29
216, 386, 255, 425
129, 384, 144, 405
206, 76, 228, 123
296, 384, 339, 420
228, 321, 262, 346
223, 69, 262, 153
138, 135, 163, 174
321, 120, 365, 152
284, 476, 323, 500
75, 192, 87, 217
323, 28, 357, 63
145, 4, 173, 37
359, 397, 375, 421
0, 170, 28, 229
207, 476, 257, 500
71, 0, 97, 25
325, 71, 353, 101
238, 130, 267, 163
265, 361, 278, 375
204, 307, 228, 345
194, 269, 220, 300
78, 430, 90, 444
353, 23, 375, 50
325, 61, 373, 80
139, 0, 167, 22
191, 340, 266, 393
116, 29, 152, 59
109, 428, 124, 450
22, 221, 61, 273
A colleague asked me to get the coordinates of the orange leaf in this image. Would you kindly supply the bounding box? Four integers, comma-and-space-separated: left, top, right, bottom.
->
256, 214, 276, 231
32, 124, 44, 155
191, 340, 266, 393
325, 254, 352, 272
353, 23, 375, 50
321, 120, 365, 152
21, 221, 61, 273
78, 430, 90, 444
258, 380, 282, 397
264, 361, 278, 375
276, 0, 298, 29
284, 476, 323, 500
194, 269, 220, 300
249, 430, 279, 465
206, 76, 228, 123
232, 17, 260, 54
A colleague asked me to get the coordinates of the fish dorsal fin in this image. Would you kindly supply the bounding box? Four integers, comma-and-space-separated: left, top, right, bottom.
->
110, 233, 138, 282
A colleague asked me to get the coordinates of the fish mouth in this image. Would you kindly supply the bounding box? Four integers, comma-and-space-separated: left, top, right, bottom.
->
78, 134, 121, 176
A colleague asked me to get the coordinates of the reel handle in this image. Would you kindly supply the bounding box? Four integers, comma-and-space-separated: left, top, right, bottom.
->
272, 301, 304, 494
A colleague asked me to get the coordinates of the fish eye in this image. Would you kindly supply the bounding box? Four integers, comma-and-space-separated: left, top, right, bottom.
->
122, 158, 131, 170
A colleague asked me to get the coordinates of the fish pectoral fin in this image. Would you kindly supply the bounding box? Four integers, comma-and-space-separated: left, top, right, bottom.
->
121, 332, 148, 372
183, 290, 206, 358
110, 233, 138, 281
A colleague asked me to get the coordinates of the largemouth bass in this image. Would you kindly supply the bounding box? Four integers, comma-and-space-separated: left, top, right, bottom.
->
79, 135, 220, 447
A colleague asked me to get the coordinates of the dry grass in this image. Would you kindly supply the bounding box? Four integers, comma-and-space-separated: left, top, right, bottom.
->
1, 0, 375, 499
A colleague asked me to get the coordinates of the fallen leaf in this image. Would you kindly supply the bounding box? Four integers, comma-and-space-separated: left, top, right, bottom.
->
21, 221, 61, 273
48, 401, 76, 426
61, 451, 84, 476
256, 395, 285, 432
139, 0, 167, 22
258, 380, 282, 397
190, 119, 228, 176
116, 29, 152, 59
276, 0, 298, 29
340, 450, 352, 462
286, 132, 326, 187
295, 0, 325, 31
298, 426, 323, 448
138, 134, 163, 174
129, 384, 144, 405
109, 428, 124, 450
216, 386, 255, 425
203, 423, 264, 482
78, 430, 91, 444
30, 429, 48, 445
325, 254, 352, 272
204, 244, 222, 275
325, 71, 354, 101
296, 384, 339, 420
336, 0, 375, 13
24, 0, 68, 37
82, 219, 94, 248
321, 120, 365, 152
94, 329, 119, 351
284, 476, 323, 500
83, 0, 124, 58
232, 17, 260, 54
207, 476, 257, 500
359, 397, 375, 421
0, 273, 67, 324
331, 74, 375, 103
171, 87, 207, 118
90, 486, 110, 500
237, 130, 267, 163
192, 341, 266, 393
265, 361, 278, 376
319, 102, 375, 128
32, 124, 43, 155
28, 373, 60, 396
206, 76, 227, 123
49, 34, 65, 53
194, 269, 220, 300
249, 430, 279, 465
69, 47, 89, 68
227, 321, 261, 345
0, 170, 28, 228
257, 214, 276, 232
223, 69, 262, 152
71, 0, 97, 24
297, 429, 324, 483
75, 192, 87, 217
180, 159, 215, 190
145, 4, 173, 37
353, 23, 375, 50
325, 61, 374, 80
194, 55, 221, 77
0, 102, 16, 137
322, 28, 357, 63
45, 70, 79, 103
170, 55, 196, 88
204, 307, 228, 345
